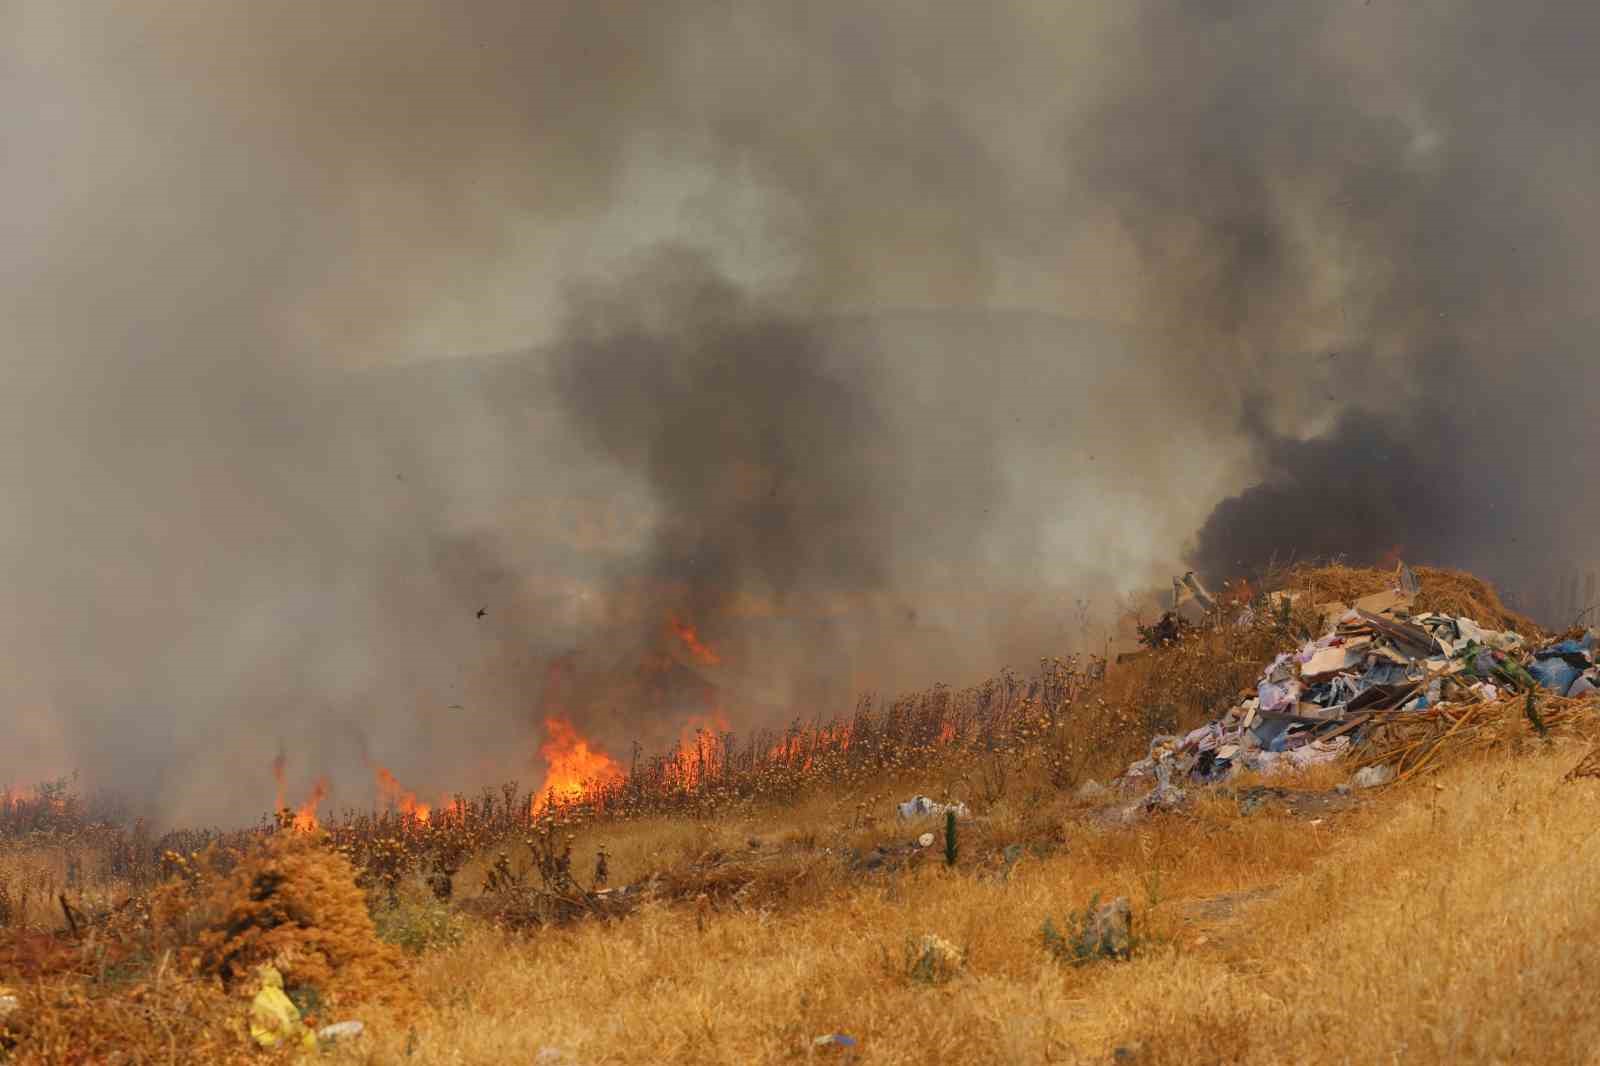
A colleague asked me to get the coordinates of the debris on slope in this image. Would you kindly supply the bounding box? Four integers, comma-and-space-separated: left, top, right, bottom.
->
896, 796, 969, 820
1117, 563, 1598, 798
1119, 572, 1215, 663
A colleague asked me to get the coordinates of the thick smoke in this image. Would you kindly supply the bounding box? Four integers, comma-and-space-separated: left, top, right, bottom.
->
548, 250, 898, 714
554, 252, 895, 621
5, 2, 1598, 823
1069, 5, 1600, 609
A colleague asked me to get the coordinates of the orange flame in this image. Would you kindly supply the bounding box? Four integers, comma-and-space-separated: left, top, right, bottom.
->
937, 720, 958, 745
670, 710, 731, 790
292, 778, 327, 830
532, 716, 623, 813
766, 722, 856, 771
1379, 544, 1406, 570
374, 765, 431, 823
668, 616, 721, 666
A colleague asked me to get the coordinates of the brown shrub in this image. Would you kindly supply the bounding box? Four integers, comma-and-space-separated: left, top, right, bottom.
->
191, 829, 413, 1011
0, 972, 255, 1066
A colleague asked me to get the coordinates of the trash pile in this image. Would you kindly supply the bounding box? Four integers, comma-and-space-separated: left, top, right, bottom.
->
1119, 565, 1599, 800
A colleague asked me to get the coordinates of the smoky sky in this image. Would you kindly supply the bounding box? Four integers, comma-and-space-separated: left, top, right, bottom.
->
4, 1, 1599, 824
1079, 5, 1600, 606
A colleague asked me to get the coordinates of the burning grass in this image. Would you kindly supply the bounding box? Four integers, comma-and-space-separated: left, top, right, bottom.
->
0, 570, 1370, 952
2, 562, 1596, 1062
12, 746, 1593, 1063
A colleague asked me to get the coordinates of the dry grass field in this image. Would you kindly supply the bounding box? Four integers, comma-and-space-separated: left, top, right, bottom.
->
383, 749, 1600, 1065
3, 565, 1598, 1065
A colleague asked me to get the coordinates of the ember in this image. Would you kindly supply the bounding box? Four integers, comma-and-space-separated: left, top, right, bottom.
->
668, 616, 722, 666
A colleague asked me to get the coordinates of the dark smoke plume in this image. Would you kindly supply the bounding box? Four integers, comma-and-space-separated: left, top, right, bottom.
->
546, 249, 901, 719
1064, 4, 1600, 613
1189, 406, 1469, 580
553, 249, 895, 628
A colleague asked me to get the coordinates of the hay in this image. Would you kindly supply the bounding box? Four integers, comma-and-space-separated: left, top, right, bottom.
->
1281, 564, 1539, 635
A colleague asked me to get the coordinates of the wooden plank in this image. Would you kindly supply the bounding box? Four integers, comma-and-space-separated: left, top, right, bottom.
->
1345, 680, 1423, 712
1317, 714, 1374, 742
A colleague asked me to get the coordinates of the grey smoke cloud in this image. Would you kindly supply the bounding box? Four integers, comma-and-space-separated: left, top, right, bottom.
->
2, 1, 1593, 823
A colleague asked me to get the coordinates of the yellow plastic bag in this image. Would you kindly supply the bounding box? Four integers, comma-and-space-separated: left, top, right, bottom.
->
249, 966, 317, 1051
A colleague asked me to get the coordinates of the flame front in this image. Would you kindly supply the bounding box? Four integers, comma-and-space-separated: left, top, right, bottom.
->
668, 616, 722, 666
374, 765, 431, 822
768, 722, 856, 772
532, 716, 623, 813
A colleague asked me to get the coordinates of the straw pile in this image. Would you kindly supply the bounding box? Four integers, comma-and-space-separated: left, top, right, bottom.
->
1283, 564, 1539, 635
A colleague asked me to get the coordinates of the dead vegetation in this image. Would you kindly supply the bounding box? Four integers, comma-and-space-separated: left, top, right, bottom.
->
1, 562, 1595, 1062
1357, 690, 1600, 782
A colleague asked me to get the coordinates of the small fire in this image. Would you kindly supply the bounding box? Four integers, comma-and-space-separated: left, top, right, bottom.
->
937, 720, 958, 745
766, 722, 855, 772
671, 710, 731, 790
292, 778, 327, 831
532, 716, 624, 813
270, 754, 325, 830
374, 765, 431, 823
1379, 544, 1407, 570
0, 785, 58, 816
668, 616, 721, 666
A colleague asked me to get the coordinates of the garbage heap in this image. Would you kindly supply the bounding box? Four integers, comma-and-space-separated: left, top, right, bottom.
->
1119, 568, 1598, 802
